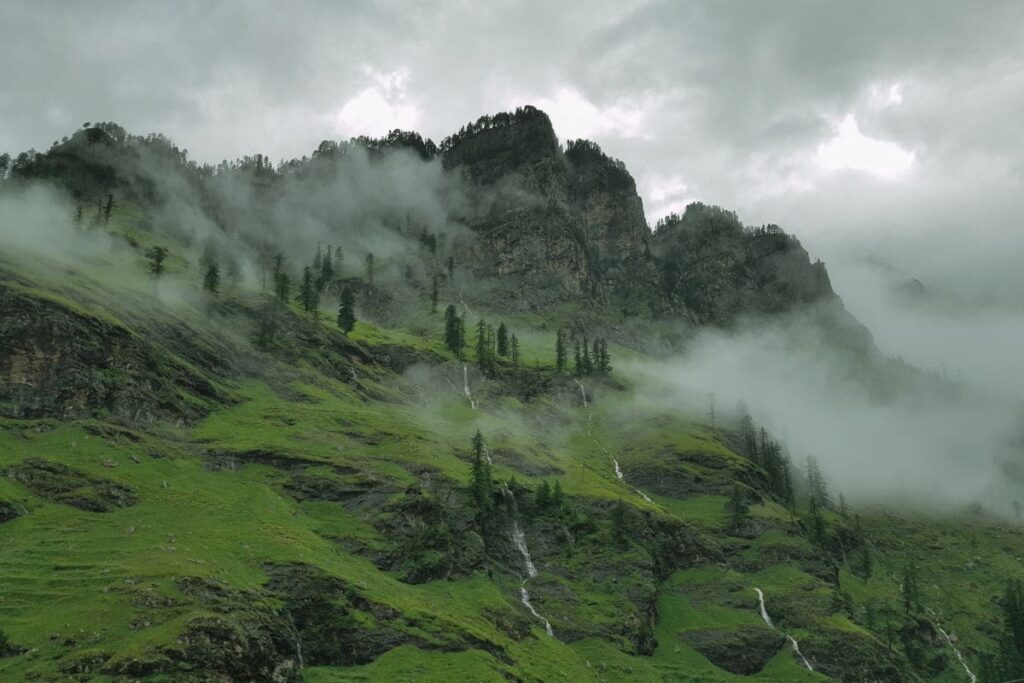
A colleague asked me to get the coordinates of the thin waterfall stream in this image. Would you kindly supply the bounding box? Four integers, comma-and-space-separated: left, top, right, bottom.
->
754, 588, 814, 671
502, 484, 554, 637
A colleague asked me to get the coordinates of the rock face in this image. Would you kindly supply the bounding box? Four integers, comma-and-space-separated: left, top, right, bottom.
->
6, 458, 136, 512
0, 283, 226, 424
680, 625, 787, 674
441, 108, 848, 326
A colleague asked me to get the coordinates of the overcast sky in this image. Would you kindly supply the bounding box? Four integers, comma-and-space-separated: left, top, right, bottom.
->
3, 0, 1023, 297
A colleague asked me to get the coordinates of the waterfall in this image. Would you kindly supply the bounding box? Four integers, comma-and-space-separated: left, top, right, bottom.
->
503, 484, 554, 637
754, 588, 813, 671
613, 459, 624, 480
937, 626, 977, 683
462, 363, 478, 410
574, 378, 589, 407
482, 443, 493, 466
511, 518, 537, 578
520, 584, 554, 636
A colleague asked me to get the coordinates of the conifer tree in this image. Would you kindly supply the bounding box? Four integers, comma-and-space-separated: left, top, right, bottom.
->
103, 193, 115, 223
430, 275, 439, 313
858, 542, 873, 581
364, 252, 375, 284
297, 266, 319, 313
510, 333, 521, 370
581, 337, 593, 375
902, 562, 920, 615
725, 482, 749, 529
611, 498, 628, 547
443, 305, 462, 356
552, 480, 564, 509
555, 328, 567, 372
202, 263, 220, 295
469, 431, 493, 517
318, 247, 334, 293
275, 270, 291, 303
573, 340, 582, 376
475, 319, 488, 370
73, 205, 83, 229
447, 255, 455, 280
146, 246, 169, 279
535, 480, 551, 509
337, 286, 356, 334
496, 323, 509, 357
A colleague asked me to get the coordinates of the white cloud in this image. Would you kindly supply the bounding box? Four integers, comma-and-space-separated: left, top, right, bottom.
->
814, 114, 915, 180
331, 66, 420, 138
505, 86, 655, 141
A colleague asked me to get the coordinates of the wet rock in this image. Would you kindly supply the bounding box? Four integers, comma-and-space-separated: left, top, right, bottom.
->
0, 500, 22, 523
0, 283, 228, 425
6, 458, 136, 511
680, 625, 786, 675
802, 626, 917, 682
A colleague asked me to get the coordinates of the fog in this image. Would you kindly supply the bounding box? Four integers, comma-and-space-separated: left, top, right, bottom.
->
625, 254, 1024, 516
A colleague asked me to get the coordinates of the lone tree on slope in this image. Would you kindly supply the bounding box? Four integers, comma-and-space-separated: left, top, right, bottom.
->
337, 286, 356, 334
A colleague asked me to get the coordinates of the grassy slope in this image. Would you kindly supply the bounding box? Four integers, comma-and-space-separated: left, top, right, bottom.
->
1, 205, 1022, 681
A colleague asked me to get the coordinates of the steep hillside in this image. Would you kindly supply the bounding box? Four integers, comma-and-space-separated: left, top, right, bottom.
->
1, 112, 1020, 682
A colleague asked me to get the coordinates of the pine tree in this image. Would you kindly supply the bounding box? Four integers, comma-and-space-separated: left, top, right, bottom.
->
255, 300, 277, 350
555, 328, 567, 372
535, 480, 551, 509
202, 263, 220, 295
475, 318, 488, 371
496, 323, 509, 357
297, 266, 319, 314
806, 455, 832, 508
103, 193, 115, 223
146, 246, 169, 279
573, 340, 582, 376
447, 255, 455, 281
552, 480, 564, 509
858, 542, 873, 581
430, 275, 439, 313
581, 337, 593, 375
510, 333, 521, 370
807, 496, 827, 547
469, 431, 493, 517
275, 270, 291, 303
364, 252, 375, 284
318, 247, 334, 293
611, 498, 628, 547
443, 305, 462, 356
902, 561, 920, 615
726, 482, 749, 529
337, 286, 356, 334
73, 205, 83, 229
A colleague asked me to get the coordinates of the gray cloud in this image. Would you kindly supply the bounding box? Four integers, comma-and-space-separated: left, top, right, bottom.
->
4, 1, 1023, 501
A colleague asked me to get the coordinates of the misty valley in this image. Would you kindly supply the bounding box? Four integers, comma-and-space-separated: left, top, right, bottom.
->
2, 105, 1023, 683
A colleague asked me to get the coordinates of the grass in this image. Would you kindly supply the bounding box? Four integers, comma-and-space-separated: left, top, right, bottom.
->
3, 204, 1024, 681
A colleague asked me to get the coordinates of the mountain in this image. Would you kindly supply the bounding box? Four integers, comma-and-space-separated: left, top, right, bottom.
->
0, 109, 1015, 682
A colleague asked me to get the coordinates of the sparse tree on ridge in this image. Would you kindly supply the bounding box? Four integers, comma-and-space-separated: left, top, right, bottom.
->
202, 263, 220, 295
297, 265, 319, 313
444, 304, 462, 357
364, 252, 375, 284
337, 286, 356, 334
555, 328, 567, 372
103, 193, 115, 223
510, 333, 521, 370
469, 431, 493, 518
146, 246, 169, 279
497, 323, 509, 357
430, 275, 439, 313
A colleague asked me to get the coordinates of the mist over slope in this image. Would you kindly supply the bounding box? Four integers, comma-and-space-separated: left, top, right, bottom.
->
2, 107, 1024, 682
